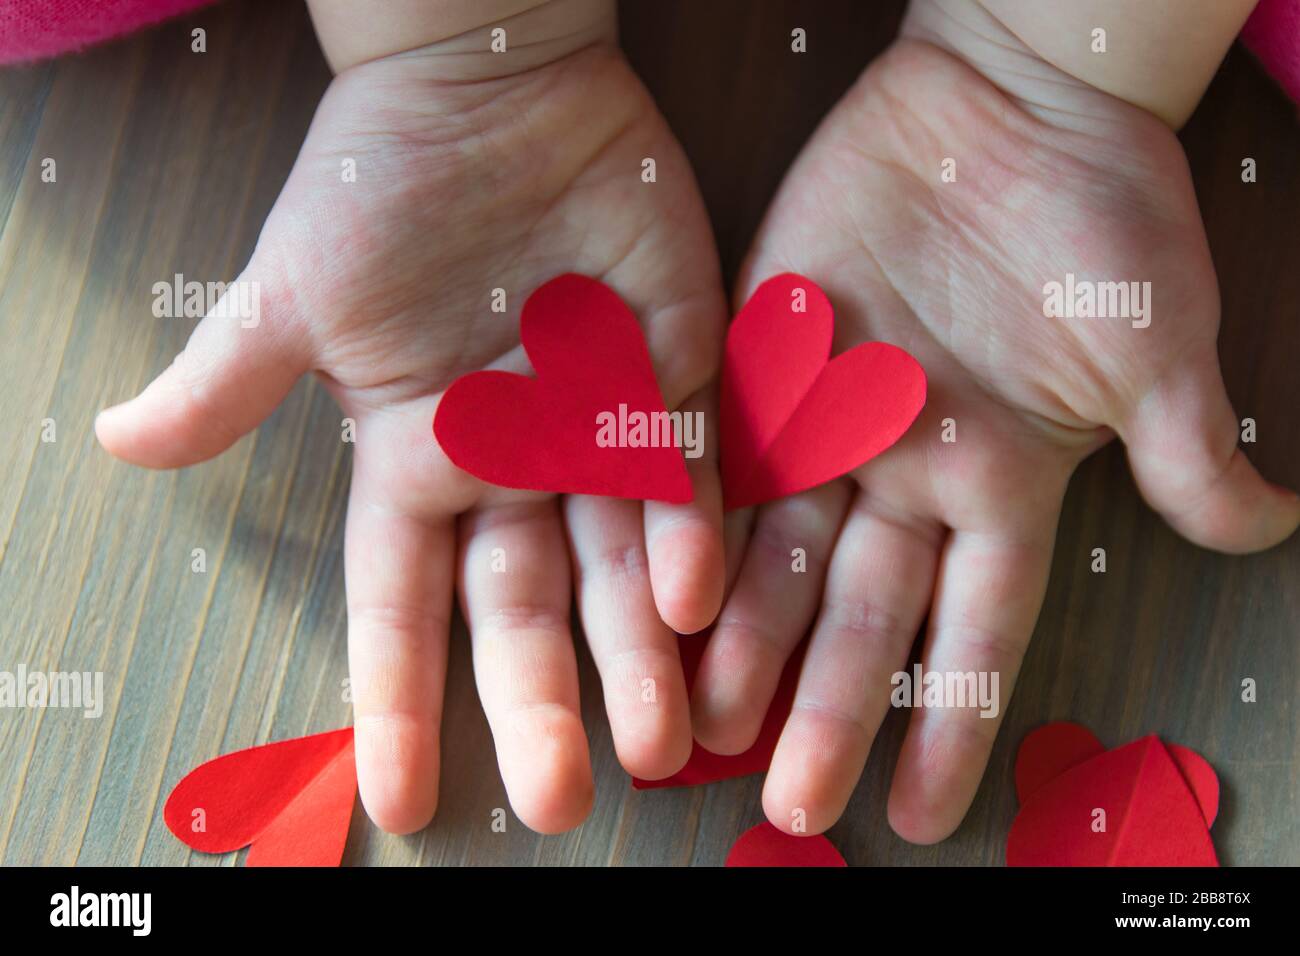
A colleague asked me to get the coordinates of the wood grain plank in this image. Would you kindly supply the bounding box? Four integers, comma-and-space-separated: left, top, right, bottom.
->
74, 1, 328, 867
0, 0, 1295, 867
0, 52, 142, 572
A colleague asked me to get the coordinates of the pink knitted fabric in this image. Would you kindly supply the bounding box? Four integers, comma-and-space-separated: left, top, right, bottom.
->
1, 0, 1299, 106
0, 0, 214, 63
1242, 0, 1300, 102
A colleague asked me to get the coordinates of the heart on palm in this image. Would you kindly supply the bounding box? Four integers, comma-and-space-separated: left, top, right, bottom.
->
434, 272, 925, 507
720, 273, 926, 510
434, 273, 693, 503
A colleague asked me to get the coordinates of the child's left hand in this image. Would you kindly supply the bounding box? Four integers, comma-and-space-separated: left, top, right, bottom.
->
690, 33, 1299, 843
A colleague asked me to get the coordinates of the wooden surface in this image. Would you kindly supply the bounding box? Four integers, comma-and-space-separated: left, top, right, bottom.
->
0, 0, 1296, 866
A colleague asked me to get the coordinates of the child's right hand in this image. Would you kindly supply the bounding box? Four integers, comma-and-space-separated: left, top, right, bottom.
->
96, 13, 727, 834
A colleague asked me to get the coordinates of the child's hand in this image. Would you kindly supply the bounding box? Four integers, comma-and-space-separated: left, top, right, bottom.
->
96, 14, 725, 834
692, 19, 1299, 842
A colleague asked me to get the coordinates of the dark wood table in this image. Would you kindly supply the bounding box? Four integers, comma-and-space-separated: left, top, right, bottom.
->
0, 0, 1294, 865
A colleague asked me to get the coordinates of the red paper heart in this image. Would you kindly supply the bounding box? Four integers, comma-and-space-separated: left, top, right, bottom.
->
434, 274, 692, 503
633, 629, 805, 789
1015, 721, 1219, 826
1014, 721, 1106, 802
164, 727, 356, 867
720, 273, 926, 510
725, 822, 846, 867
1007, 733, 1218, 866
1165, 743, 1220, 827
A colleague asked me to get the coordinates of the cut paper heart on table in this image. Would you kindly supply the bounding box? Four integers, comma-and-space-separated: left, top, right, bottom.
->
726, 822, 847, 867
1007, 722, 1219, 867
633, 629, 806, 790
434, 274, 692, 503
164, 727, 356, 867
720, 273, 926, 510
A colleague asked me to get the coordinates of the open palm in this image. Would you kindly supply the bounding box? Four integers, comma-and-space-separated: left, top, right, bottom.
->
97, 42, 727, 834
691, 38, 1299, 842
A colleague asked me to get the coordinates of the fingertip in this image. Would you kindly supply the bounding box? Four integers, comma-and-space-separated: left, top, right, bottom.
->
616, 727, 693, 783
760, 786, 800, 836
759, 713, 861, 836
95, 299, 308, 469
517, 781, 594, 836
761, 774, 833, 837
1124, 358, 1300, 556
498, 706, 594, 834
648, 517, 725, 634
885, 788, 961, 846
354, 715, 441, 835
885, 743, 973, 845
94, 380, 226, 469
1170, 454, 1300, 555
362, 796, 438, 837
94, 400, 140, 462
689, 633, 767, 755
610, 693, 694, 782
689, 693, 756, 756
1219, 470, 1300, 553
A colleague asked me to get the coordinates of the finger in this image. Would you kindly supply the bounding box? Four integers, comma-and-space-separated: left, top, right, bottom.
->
691, 481, 852, 755
887, 524, 1055, 844
96, 264, 310, 468
644, 388, 724, 634
1122, 345, 1300, 553
763, 496, 942, 835
722, 505, 756, 596
345, 462, 454, 835
458, 500, 592, 834
564, 495, 692, 780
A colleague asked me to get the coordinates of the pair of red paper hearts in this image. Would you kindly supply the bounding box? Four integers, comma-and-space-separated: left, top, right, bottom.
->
1008, 721, 1219, 866
433, 273, 926, 510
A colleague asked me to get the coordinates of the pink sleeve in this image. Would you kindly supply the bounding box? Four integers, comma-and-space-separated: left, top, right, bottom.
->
2, 0, 1299, 110
1242, 0, 1300, 102
0, 0, 215, 64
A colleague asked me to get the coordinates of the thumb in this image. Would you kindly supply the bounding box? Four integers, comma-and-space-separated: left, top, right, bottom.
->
96, 266, 311, 469
1121, 346, 1300, 554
